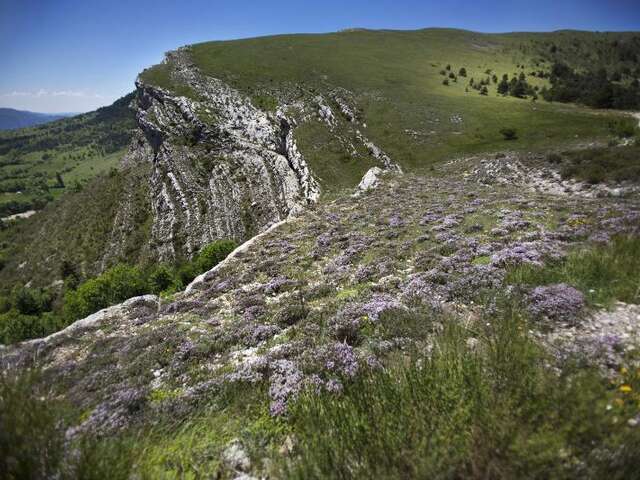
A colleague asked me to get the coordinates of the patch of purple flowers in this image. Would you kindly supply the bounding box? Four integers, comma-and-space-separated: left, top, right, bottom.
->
389, 214, 404, 228
491, 242, 543, 267
528, 283, 585, 323
361, 294, 403, 321
322, 342, 359, 378
268, 359, 304, 416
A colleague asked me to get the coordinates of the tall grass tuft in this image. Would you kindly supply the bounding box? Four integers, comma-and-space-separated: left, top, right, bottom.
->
282, 302, 640, 479
506, 235, 640, 307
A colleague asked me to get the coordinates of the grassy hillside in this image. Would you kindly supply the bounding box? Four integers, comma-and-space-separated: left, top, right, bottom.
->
141, 28, 636, 188
0, 164, 152, 288
0, 93, 136, 217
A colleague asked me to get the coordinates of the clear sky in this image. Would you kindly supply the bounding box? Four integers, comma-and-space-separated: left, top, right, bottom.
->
1, 0, 639, 113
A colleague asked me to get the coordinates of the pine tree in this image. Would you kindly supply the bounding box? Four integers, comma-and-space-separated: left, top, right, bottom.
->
497, 76, 510, 95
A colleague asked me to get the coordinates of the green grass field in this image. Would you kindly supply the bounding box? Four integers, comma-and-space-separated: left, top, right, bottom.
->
139, 29, 635, 188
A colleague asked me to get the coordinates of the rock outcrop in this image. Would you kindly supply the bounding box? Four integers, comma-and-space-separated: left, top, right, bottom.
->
129, 49, 320, 260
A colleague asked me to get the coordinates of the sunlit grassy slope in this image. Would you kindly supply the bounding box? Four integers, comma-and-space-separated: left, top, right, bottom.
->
142, 28, 634, 186
0, 93, 135, 216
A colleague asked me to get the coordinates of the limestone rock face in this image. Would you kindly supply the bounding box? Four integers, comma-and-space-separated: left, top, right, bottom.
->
130, 49, 320, 260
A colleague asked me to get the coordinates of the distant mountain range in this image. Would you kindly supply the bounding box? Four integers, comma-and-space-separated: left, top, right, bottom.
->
0, 108, 76, 130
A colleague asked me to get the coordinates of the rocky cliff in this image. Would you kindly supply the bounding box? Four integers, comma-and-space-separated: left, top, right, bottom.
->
127, 49, 319, 260
122, 47, 407, 262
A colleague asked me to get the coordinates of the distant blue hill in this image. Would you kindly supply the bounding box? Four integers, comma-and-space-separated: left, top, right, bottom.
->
0, 108, 76, 131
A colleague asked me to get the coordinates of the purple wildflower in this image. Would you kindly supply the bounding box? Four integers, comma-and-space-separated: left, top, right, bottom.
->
323, 342, 359, 377
268, 359, 304, 416
528, 283, 585, 323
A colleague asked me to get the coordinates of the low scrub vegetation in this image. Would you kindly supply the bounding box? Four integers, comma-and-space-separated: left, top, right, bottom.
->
5, 297, 640, 479
0, 239, 237, 344
282, 301, 640, 479
553, 143, 640, 185
506, 235, 640, 307
499, 127, 518, 140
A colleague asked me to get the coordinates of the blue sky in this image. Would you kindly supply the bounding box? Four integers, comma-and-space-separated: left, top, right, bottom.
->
1, 0, 639, 113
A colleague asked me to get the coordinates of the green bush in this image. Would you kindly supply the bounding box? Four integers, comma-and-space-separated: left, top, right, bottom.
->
499, 127, 518, 140
13, 287, 53, 316
1, 239, 238, 344
147, 264, 177, 294
1, 311, 46, 344
63, 264, 148, 321
195, 239, 237, 272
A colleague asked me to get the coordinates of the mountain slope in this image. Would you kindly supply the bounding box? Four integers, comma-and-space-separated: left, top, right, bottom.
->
0, 108, 73, 131
2, 27, 640, 477
0, 93, 136, 218
3, 163, 639, 476
141, 28, 634, 187
1, 27, 637, 317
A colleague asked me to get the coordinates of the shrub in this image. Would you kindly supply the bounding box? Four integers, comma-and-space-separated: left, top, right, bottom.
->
13, 287, 52, 316
584, 164, 607, 184
1, 311, 46, 344
527, 283, 585, 323
275, 302, 308, 327
147, 264, 177, 294
442, 79, 449, 86
63, 264, 148, 321
458, 67, 467, 77
499, 128, 518, 140
195, 239, 237, 273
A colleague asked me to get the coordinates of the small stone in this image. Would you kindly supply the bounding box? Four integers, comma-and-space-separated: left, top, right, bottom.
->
233, 475, 259, 480
223, 439, 251, 472
279, 435, 295, 456
357, 167, 384, 192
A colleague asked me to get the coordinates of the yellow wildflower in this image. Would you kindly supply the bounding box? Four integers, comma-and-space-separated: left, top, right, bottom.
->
620, 384, 633, 394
